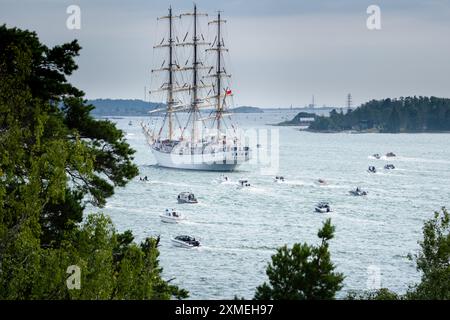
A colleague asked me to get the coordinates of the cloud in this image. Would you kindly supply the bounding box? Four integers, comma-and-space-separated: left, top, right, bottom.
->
1, 0, 449, 107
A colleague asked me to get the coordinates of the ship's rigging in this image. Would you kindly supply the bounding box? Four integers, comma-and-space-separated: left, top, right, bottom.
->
147, 5, 236, 143
141, 5, 251, 171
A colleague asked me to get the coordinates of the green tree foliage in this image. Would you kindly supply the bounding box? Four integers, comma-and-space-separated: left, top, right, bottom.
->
307, 96, 450, 132
347, 208, 450, 300
346, 288, 400, 300
254, 219, 344, 300
407, 207, 450, 299
0, 25, 186, 299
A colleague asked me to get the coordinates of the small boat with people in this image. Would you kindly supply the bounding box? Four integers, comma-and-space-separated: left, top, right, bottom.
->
237, 179, 251, 188
219, 174, 230, 183
317, 178, 328, 185
367, 166, 377, 173
315, 202, 332, 213
349, 187, 368, 196
386, 152, 396, 158
384, 164, 395, 170
274, 176, 285, 183
171, 235, 200, 248
177, 192, 198, 204
372, 153, 381, 159
160, 209, 185, 224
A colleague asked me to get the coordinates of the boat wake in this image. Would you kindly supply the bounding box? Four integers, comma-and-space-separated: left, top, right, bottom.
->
238, 186, 267, 193
396, 156, 450, 165
144, 180, 192, 187
199, 245, 276, 254
284, 180, 314, 187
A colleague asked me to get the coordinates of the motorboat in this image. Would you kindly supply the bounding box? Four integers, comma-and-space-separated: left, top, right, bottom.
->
372, 153, 381, 159
160, 209, 185, 223
349, 187, 368, 196
128, 121, 133, 126
315, 202, 332, 213
384, 164, 395, 170
177, 192, 198, 204
317, 178, 327, 185
274, 176, 285, 183
386, 152, 396, 158
171, 235, 200, 248
219, 174, 230, 183
237, 179, 251, 188
367, 166, 377, 173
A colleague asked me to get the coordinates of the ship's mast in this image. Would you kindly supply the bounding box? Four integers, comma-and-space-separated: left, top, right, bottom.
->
168, 6, 174, 140
192, 4, 199, 144
207, 12, 229, 136
151, 5, 210, 143
150, 7, 180, 140
216, 11, 222, 133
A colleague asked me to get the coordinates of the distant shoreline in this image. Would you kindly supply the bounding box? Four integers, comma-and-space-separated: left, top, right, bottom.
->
304, 129, 450, 134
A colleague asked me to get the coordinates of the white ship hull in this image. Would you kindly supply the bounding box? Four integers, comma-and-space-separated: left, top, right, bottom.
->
171, 238, 199, 248
159, 214, 185, 224
151, 146, 248, 171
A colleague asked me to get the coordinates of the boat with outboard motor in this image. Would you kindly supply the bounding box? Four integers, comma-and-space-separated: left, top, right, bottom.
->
218, 174, 230, 183
349, 187, 368, 196
171, 235, 200, 248
315, 202, 332, 213
237, 179, 251, 188
160, 209, 185, 223
274, 176, 285, 183
386, 152, 396, 158
177, 192, 198, 204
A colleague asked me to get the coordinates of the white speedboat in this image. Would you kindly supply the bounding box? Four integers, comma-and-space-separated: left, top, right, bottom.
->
384, 164, 395, 170
315, 202, 332, 213
177, 192, 198, 204
274, 176, 285, 183
218, 174, 231, 183
237, 179, 251, 188
160, 209, 185, 224
171, 235, 200, 248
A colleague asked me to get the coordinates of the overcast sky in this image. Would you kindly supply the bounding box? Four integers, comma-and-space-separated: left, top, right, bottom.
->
1, 0, 450, 108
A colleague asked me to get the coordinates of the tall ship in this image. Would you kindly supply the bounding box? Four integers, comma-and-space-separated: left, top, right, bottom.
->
141, 5, 251, 171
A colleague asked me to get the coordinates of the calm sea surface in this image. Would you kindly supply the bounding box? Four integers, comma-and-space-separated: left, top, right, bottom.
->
90, 111, 450, 299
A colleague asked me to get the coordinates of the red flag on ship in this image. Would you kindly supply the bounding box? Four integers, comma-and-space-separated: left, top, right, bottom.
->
226, 89, 232, 95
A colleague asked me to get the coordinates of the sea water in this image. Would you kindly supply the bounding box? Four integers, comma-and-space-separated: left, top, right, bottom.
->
93, 111, 450, 299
